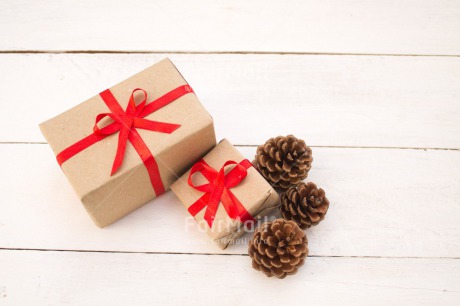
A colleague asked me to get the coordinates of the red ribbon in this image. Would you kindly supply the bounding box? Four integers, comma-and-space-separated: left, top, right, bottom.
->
187, 159, 255, 228
56, 85, 194, 195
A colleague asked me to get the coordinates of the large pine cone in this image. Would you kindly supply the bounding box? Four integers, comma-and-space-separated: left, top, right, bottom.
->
248, 219, 308, 279
281, 182, 329, 229
256, 135, 312, 191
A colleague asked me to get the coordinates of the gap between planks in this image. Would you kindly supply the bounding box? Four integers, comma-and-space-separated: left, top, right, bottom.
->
1, 50, 460, 58
0, 142, 458, 151
1, 247, 459, 260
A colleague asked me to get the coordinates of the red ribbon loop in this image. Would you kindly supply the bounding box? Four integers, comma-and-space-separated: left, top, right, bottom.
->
56, 85, 194, 196
187, 159, 255, 228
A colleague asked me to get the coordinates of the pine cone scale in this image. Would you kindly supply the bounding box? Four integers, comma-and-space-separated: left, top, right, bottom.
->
271, 258, 282, 268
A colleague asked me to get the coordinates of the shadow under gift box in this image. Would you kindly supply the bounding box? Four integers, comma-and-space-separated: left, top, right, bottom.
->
171, 139, 280, 249
39, 58, 216, 228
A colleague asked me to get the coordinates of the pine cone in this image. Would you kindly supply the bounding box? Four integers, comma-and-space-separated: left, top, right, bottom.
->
248, 219, 308, 279
281, 182, 329, 229
256, 135, 312, 191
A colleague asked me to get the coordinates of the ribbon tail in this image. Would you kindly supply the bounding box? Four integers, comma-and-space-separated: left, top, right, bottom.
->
203, 197, 220, 228
110, 127, 130, 175
202, 171, 226, 228
128, 129, 165, 195
221, 189, 255, 224
188, 193, 219, 228
188, 193, 211, 217
133, 118, 181, 134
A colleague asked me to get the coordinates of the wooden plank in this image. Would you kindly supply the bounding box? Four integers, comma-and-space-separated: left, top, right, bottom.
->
1, 250, 459, 305
1, 144, 459, 257
1, 1, 460, 55
1, 53, 460, 148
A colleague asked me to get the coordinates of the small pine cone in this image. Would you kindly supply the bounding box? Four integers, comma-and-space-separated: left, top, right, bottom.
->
281, 182, 329, 229
248, 219, 308, 279
256, 135, 312, 191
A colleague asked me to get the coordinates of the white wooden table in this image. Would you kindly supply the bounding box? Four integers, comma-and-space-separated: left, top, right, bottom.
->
1, 1, 459, 305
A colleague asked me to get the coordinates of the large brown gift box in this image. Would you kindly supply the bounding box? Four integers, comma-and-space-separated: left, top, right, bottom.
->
171, 139, 280, 249
40, 58, 216, 228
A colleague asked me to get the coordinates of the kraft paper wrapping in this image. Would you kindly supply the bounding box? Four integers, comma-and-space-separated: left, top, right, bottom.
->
40, 58, 216, 228
171, 139, 280, 249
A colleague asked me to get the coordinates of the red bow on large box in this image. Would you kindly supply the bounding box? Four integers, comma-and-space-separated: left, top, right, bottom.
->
187, 159, 256, 228
56, 85, 193, 195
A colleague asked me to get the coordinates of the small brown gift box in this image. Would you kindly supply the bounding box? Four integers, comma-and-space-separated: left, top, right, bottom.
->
40, 58, 216, 228
171, 139, 280, 249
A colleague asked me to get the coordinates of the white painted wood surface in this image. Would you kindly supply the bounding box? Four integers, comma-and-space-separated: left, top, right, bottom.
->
2, 251, 460, 305
1, 0, 460, 55
1, 144, 460, 258
1, 53, 460, 148
1, 1, 459, 305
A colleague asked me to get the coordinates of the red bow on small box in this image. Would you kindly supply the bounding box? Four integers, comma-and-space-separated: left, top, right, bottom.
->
187, 159, 256, 228
56, 85, 193, 195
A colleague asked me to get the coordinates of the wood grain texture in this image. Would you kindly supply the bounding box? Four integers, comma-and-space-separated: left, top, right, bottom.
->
1, 1, 460, 302
1, 0, 460, 55
1, 250, 459, 305
1, 144, 459, 257
1, 53, 459, 148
